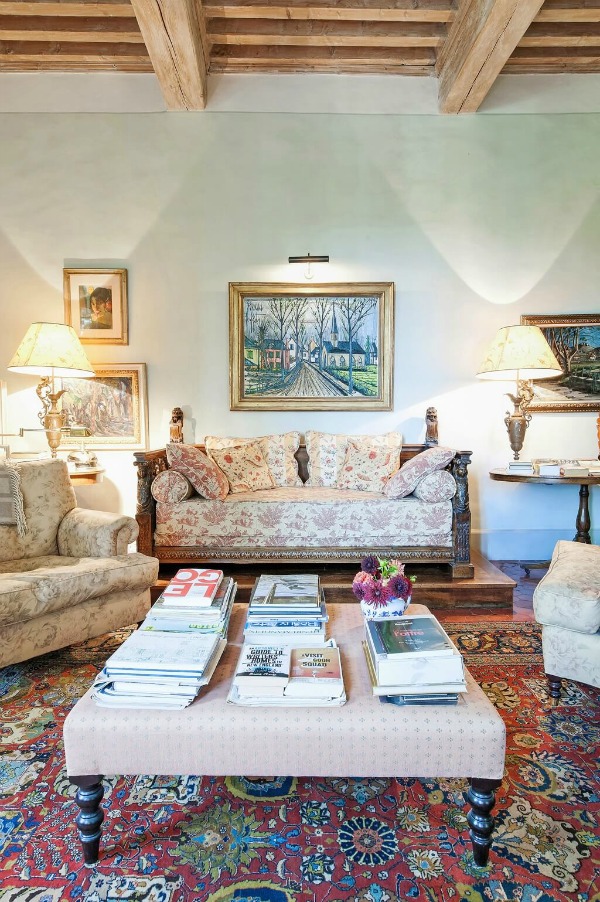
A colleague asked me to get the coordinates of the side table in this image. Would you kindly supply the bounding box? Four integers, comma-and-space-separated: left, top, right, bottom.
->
68, 466, 105, 486
489, 468, 600, 545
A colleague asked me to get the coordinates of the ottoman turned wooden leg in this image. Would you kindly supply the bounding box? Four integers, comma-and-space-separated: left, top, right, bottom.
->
547, 674, 562, 705
70, 775, 105, 866
467, 777, 502, 866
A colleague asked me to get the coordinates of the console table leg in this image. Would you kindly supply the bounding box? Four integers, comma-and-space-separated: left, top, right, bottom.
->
574, 485, 591, 543
70, 775, 104, 866
467, 778, 501, 866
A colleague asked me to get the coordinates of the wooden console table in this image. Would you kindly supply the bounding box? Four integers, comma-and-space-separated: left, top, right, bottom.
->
490, 468, 600, 544
63, 603, 505, 868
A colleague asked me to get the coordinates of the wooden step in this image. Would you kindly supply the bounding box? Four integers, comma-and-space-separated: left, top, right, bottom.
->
153, 550, 514, 610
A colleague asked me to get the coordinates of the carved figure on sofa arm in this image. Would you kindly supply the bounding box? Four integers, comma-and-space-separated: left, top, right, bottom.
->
169, 407, 184, 444
425, 407, 438, 446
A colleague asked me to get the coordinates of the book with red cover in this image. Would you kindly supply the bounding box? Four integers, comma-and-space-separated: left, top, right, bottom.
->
161, 568, 224, 606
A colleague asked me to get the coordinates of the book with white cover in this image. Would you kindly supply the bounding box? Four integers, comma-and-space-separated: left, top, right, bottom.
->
362, 642, 466, 695
160, 567, 224, 606
364, 623, 464, 687
102, 630, 221, 676
283, 646, 344, 699
227, 683, 347, 707
234, 645, 291, 696
250, 573, 320, 609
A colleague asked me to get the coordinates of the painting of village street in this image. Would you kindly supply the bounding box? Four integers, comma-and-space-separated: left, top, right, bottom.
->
230, 283, 393, 410
522, 315, 600, 412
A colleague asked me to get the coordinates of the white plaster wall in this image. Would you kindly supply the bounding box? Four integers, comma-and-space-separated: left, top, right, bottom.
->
0, 111, 598, 558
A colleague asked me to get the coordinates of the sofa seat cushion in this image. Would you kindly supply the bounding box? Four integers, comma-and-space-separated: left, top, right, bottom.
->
533, 540, 600, 634
0, 553, 158, 626
154, 487, 453, 549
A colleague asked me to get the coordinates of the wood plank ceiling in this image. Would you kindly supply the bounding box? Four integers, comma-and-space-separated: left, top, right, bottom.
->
0, 1, 598, 112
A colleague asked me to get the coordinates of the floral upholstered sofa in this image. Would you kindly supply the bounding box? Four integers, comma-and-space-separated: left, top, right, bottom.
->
134, 411, 474, 578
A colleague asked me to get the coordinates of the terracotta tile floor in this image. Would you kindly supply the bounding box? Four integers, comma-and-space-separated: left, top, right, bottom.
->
437, 561, 544, 624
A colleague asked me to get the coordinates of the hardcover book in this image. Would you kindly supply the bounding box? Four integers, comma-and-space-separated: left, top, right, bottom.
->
250, 574, 321, 609
161, 567, 224, 605
284, 646, 344, 698
234, 645, 291, 696
367, 615, 456, 658
362, 642, 466, 695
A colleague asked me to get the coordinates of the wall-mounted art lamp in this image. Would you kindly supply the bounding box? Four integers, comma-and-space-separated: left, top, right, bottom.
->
7, 322, 95, 458
477, 324, 562, 460
288, 253, 329, 281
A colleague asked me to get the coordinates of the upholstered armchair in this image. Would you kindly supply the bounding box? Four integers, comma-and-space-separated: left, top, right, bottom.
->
0, 458, 159, 668
533, 540, 600, 702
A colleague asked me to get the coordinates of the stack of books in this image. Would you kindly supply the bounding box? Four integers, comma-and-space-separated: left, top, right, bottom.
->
92, 630, 226, 709
228, 572, 345, 707
243, 573, 328, 646
92, 567, 236, 709
507, 460, 535, 474
228, 642, 346, 707
140, 568, 237, 638
363, 613, 466, 706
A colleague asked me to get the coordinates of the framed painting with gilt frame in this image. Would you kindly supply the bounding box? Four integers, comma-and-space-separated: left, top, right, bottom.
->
229, 282, 394, 410
60, 363, 148, 450
64, 268, 128, 345
521, 313, 600, 412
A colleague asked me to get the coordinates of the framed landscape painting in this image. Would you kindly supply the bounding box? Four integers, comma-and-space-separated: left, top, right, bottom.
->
521, 313, 600, 412
64, 268, 128, 345
60, 364, 148, 450
229, 282, 394, 410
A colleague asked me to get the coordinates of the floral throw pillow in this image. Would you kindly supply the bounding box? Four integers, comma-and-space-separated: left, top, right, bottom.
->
337, 442, 401, 493
412, 469, 456, 502
166, 443, 229, 501
305, 430, 403, 487
384, 446, 456, 500
205, 432, 301, 487
151, 470, 195, 504
210, 442, 275, 494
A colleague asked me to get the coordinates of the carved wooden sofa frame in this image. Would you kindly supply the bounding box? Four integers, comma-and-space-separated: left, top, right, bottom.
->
134, 420, 473, 579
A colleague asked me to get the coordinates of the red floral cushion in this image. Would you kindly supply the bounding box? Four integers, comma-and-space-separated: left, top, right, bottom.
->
209, 442, 275, 494
336, 442, 401, 493
151, 469, 195, 504
166, 443, 229, 501
384, 447, 456, 500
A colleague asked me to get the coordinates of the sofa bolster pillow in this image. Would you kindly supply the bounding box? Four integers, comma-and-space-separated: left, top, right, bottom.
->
412, 469, 456, 502
166, 443, 229, 501
384, 446, 456, 499
151, 470, 195, 504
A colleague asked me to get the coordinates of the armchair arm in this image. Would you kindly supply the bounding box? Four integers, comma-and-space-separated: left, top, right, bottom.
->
58, 508, 139, 558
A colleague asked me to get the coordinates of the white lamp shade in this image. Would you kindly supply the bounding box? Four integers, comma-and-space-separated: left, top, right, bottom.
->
477, 325, 563, 381
7, 322, 95, 379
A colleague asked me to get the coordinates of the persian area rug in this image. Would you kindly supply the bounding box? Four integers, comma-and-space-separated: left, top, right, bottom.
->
1, 621, 599, 902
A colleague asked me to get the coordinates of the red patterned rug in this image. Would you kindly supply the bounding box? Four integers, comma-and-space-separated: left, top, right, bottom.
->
1, 620, 599, 902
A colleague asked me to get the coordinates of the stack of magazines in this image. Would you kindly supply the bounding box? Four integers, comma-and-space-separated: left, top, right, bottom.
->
363, 613, 467, 706
244, 573, 328, 645
228, 572, 345, 707
92, 568, 236, 709
140, 569, 237, 638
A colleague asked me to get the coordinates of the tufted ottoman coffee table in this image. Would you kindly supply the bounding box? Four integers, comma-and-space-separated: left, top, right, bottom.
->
63, 602, 506, 867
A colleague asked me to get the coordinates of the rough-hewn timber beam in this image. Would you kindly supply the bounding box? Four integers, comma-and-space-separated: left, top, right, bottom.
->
129, 0, 207, 110
436, 0, 545, 113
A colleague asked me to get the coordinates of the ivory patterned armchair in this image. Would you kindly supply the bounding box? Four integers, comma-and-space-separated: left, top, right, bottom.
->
0, 458, 159, 668
533, 540, 600, 702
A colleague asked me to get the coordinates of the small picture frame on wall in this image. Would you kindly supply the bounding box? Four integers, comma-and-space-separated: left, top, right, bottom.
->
60, 363, 148, 450
64, 268, 128, 345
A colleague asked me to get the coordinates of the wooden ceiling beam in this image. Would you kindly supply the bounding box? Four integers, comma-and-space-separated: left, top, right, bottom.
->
0, 37, 150, 68
205, 5, 453, 23
0, 15, 143, 41
0, 2, 134, 15
210, 32, 442, 47
436, 0, 545, 114
129, 0, 207, 110
535, 9, 600, 24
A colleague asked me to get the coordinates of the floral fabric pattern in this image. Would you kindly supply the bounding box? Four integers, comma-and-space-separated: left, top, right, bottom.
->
205, 432, 302, 488
155, 487, 453, 548
305, 431, 403, 488
533, 540, 600, 633
0, 459, 76, 563
412, 469, 457, 503
336, 442, 400, 492
151, 470, 195, 504
58, 508, 139, 557
209, 443, 275, 494
384, 446, 456, 500
166, 443, 228, 501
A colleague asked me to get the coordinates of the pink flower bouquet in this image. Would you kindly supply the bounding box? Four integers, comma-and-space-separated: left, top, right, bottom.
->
352, 555, 415, 619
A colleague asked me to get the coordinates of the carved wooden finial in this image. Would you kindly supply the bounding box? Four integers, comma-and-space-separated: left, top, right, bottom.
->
425, 407, 439, 446
169, 407, 184, 443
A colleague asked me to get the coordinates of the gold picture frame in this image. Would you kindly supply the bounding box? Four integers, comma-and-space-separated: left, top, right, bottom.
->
60, 363, 148, 450
230, 282, 394, 410
521, 313, 600, 412
64, 268, 128, 345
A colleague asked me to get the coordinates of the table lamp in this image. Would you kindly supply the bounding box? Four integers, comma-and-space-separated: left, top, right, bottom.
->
7, 322, 95, 457
477, 324, 562, 460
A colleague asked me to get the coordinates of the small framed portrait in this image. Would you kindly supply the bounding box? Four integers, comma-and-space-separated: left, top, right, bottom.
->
64, 268, 128, 345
